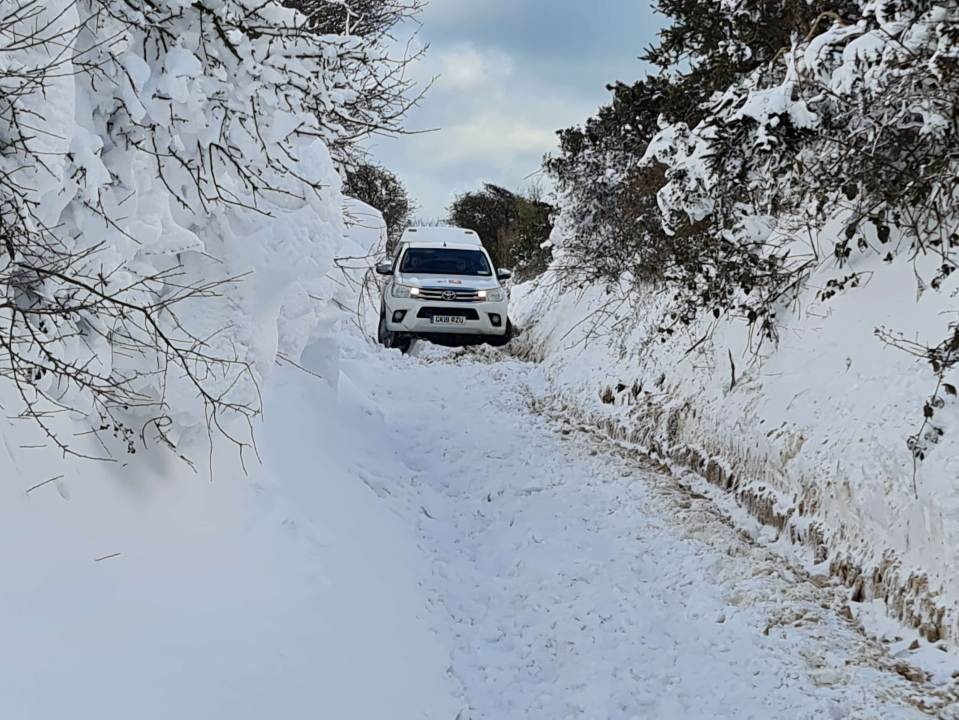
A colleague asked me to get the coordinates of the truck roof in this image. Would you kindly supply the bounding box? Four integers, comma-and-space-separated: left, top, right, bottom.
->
405, 240, 485, 251
400, 226, 482, 246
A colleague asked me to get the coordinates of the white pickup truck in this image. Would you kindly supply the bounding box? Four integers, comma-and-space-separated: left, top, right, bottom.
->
375, 227, 512, 352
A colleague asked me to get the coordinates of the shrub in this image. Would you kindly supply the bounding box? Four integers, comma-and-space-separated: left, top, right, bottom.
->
448, 184, 553, 278
344, 164, 415, 249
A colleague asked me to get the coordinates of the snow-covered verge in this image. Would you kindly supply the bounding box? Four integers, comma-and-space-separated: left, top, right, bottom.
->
521, 0, 959, 655
512, 227, 959, 648
0, 203, 466, 717
0, 0, 460, 713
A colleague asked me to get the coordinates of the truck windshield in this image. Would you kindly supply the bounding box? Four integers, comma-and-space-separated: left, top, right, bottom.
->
400, 248, 492, 276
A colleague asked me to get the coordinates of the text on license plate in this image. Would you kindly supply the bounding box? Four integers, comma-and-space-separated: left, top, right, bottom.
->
432, 316, 466, 325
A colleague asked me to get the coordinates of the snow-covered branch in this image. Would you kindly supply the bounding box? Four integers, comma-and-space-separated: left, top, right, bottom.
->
0, 0, 423, 461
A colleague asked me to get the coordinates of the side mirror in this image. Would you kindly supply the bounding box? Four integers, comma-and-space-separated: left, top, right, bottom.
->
496, 268, 512, 281
375, 261, 393, 276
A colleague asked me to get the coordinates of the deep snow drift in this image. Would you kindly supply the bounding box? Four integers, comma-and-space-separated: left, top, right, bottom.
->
0, 339, 461, 719
0, 202, 463, 718
1, 2, 466, 715
1, 4, 446, 709
0, 0, 385, 453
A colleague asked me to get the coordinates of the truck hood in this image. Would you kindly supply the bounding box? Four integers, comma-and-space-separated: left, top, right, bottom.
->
397, 273, 501, 290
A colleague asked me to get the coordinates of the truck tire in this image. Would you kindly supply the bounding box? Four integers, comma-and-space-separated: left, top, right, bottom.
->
379, 308, 413, 353
377, 310, 391, 347
487, 319, 513, 348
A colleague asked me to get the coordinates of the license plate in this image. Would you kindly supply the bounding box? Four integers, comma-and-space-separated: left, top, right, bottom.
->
431, 315, 465, 325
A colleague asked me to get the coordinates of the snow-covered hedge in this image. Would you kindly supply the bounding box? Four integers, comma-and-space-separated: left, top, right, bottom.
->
0, 0, 402, 459
535, 0, 959, 644
516, 210, 959, 644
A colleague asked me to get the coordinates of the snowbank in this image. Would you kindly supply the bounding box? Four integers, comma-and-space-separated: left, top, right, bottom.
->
0, 338, 460, 719
512, 222, 959, 646
0, 198, 462, 716
1, 0, 384, 456
1, 0, 457, 712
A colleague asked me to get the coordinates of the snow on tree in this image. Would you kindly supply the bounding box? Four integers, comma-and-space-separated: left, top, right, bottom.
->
645, 0, 959, 468
0, 0, 422, 461
547, 0, 959, 472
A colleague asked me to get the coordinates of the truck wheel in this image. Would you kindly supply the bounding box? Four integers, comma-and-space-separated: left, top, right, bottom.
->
377, 311, 391, 347
487, 319, 513, 348
379, 309, 413, 353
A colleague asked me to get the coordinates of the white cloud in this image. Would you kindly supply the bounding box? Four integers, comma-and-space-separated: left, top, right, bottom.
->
417, 0, 502, 25
370, 1, 662, 216
432, 44, 514, 91
427, 113, 554, 166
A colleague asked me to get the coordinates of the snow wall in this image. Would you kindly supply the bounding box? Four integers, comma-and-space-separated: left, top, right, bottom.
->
0, 197, 466, 717
512, 215, 959, 646
0, 0, 463, 714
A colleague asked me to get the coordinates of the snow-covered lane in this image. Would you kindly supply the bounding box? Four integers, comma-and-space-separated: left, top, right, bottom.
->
348, 345, 934, 719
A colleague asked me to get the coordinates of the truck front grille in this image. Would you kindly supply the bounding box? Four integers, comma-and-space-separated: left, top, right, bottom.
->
417, 287, 482, 302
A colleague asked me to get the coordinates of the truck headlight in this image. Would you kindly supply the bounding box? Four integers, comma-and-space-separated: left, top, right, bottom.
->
391, 284, 420, 299
479, 288, 506, 302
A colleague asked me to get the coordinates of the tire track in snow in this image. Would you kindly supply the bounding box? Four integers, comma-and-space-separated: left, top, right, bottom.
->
366, 346, 946, 719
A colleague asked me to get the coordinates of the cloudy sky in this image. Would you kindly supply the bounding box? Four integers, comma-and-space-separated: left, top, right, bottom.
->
369, 0, 664, 219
